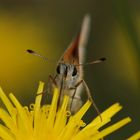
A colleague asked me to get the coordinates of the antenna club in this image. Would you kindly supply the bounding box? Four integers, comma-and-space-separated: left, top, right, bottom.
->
100, 57, 106, 61
26, 49, 34, 53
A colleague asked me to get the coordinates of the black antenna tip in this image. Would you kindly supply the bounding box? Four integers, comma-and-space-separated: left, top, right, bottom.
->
26, 49, 34, 54
100, 57, 106, 61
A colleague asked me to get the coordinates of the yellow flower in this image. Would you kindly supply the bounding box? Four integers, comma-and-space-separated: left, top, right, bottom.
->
0, 81, 131, 140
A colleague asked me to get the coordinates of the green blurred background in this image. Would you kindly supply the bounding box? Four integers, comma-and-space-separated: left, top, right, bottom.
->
0, 0, 139, 139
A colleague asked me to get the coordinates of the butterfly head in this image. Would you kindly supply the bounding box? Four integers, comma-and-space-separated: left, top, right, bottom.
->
56, 63, 79, 78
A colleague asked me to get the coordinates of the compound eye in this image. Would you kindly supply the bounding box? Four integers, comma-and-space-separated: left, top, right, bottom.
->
56, 65, 60, 74
72, 66, 77, 76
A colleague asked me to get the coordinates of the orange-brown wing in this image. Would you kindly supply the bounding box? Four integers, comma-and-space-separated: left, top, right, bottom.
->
61, 34, 80, 66
59, 14, 91, 76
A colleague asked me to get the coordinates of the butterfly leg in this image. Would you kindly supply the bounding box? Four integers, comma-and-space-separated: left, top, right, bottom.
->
82, 79, 102, 121
48, 75, 57, 87
57, 75, 65, 112
37, 75, 56, 96
70, 88, 77, 112
70, 80, 83, 113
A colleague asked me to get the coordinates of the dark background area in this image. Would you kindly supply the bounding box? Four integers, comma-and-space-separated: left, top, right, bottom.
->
0, 0, 139, 139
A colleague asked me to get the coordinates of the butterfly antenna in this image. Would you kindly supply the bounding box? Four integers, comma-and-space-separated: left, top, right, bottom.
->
77, 57, 106, 66
26, 49, 48, 61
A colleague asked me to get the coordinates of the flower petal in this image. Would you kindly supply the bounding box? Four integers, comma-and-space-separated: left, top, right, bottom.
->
0, 87, 14, 117
127, 131, 140, 140
93, 117, 131, 139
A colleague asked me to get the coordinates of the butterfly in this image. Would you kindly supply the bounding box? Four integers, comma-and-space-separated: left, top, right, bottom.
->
27, 15, 105, 119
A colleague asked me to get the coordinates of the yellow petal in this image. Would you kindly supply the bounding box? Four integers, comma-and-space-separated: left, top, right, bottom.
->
0, 124, 14, 140
9, 93, 33, 137
0, 87, 14, 117
93, 117, 131, 139
53, 95, 69, 136
47, 88, 59, 129
58, 100, 91, 140
33, 81, 44, 138
0, 108, 17, 133
127, 131, 140, 140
